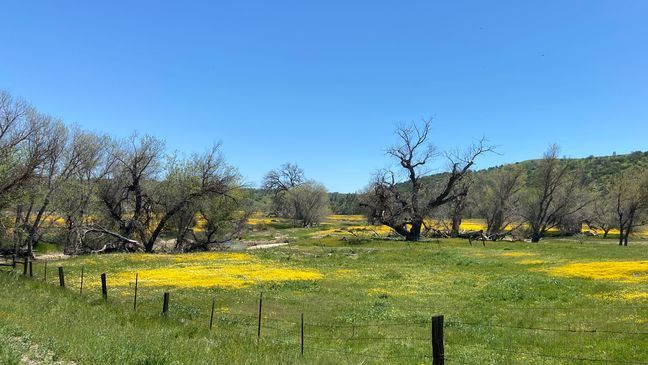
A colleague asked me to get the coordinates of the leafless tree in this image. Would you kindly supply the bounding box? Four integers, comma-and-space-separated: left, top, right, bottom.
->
285, 181, 329, 227
0, 91, 56, 206
584, 187, 617, 238
19, 121, 71, 257
263, 163, 305, 216
0, 92, 73, 256
520, 145, 588, 242
263, 163, 304, 192
263, 163, 329, 227
96, 133, 164, 248
184, 193, 253, 251
448, 178, 471, 237
472, 166, 525, 236
362, 119, 493, 241
610, 168, 648, 246
147, 144, 240, 252
56, 131, 116, 254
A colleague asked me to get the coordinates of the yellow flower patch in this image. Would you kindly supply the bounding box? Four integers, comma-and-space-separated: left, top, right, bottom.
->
84, 251, 321, 289
108, 264, 321, 289
170, 252, 251, 262
247, 218, 278, 225
459, 219, 488, 231
499, 252, 535, 258
326, 215, 366, 222
332, 269, 356, 277
622, 292, 648, 300
590, 291, 648, 301
547, 261, 648, 283
311, 225, 394, 237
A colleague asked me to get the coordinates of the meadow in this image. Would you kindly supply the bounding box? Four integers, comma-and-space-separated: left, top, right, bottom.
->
0, 215, 646, 364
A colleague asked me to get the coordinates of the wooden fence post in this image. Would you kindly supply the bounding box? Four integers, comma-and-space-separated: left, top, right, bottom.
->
432, 315, 444, 365
58, 267, 65, 287
133, 273, 138, 311
79, 266, 84, 294
301, 313, 304, 356
257, 291, 263, 342
23, 257, 28, 276
209, 297, 215, 330
101, 273, 107, 300
162, 292, 170, 315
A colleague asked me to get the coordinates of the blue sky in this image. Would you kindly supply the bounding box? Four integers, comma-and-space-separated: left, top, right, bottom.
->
2, 1, 647, 192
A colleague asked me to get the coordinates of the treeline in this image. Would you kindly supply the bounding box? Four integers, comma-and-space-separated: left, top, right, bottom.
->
326, 152, 648, 217
1, 91, 646, 257
0, 91, 251, 257
360, 120, 648, 245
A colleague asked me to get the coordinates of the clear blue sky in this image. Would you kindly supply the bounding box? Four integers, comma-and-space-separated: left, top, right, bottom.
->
2, 1, 647, 192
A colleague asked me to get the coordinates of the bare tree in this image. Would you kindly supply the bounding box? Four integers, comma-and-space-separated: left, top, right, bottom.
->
97, 133, 164, 247
520, 145, 588, 242
263, 163, 304, 192
585, 188, 616, 238
285, 181, 329, 227
0, 91, 56, 206
263, 163, 304, 216
181, 192, 252, 251
56, 131, 116, 254
362, 120, 493, 241
147, 144, 239, 252
0, 92, 71, 256
263, 163, 328, 227
19, 121, 71, 257
610, 168, 648, 246
448, 178, 471, 237
472, 166, 525, 237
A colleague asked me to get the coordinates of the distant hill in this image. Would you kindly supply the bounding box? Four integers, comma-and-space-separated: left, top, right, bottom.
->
410, 150, 648, 188
486, 150, 648, 185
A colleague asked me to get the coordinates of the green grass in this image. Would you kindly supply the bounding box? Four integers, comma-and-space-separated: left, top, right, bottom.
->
0, 231, 647, 364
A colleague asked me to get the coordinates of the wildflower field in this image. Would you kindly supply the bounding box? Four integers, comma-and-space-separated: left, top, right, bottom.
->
0, 216, 646, 364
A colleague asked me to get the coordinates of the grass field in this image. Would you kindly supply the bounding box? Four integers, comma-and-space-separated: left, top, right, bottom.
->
0, 216, 646, 364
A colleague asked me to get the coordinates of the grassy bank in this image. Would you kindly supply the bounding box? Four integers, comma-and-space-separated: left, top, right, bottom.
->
1, 236, 647, 364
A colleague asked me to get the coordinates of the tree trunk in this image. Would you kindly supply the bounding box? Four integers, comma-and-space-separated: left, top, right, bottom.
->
406, 220, 422, 241
450, 215, 461, 238
531, 231, 541, 243
623, 224, 632, 246
26, 197, 50, 258
12, 205, 23, 258
145, 198, 197, 252
487, 212, 503, 237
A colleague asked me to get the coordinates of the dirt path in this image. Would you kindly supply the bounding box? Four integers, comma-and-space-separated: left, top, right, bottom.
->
34, 253, 70, 261
247, 242, 289, 250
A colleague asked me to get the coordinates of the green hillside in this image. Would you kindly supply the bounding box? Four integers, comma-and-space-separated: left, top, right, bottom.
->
491, 150, 648, 185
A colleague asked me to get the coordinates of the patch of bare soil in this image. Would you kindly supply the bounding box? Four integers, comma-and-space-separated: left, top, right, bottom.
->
3, 334, 75, 365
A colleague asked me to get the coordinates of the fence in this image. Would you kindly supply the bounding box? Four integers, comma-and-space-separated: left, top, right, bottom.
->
1, 261, 647, 364
0, 255, 32, 276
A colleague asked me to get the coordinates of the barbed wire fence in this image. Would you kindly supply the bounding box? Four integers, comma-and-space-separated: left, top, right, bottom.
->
2, 259, 647, 364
